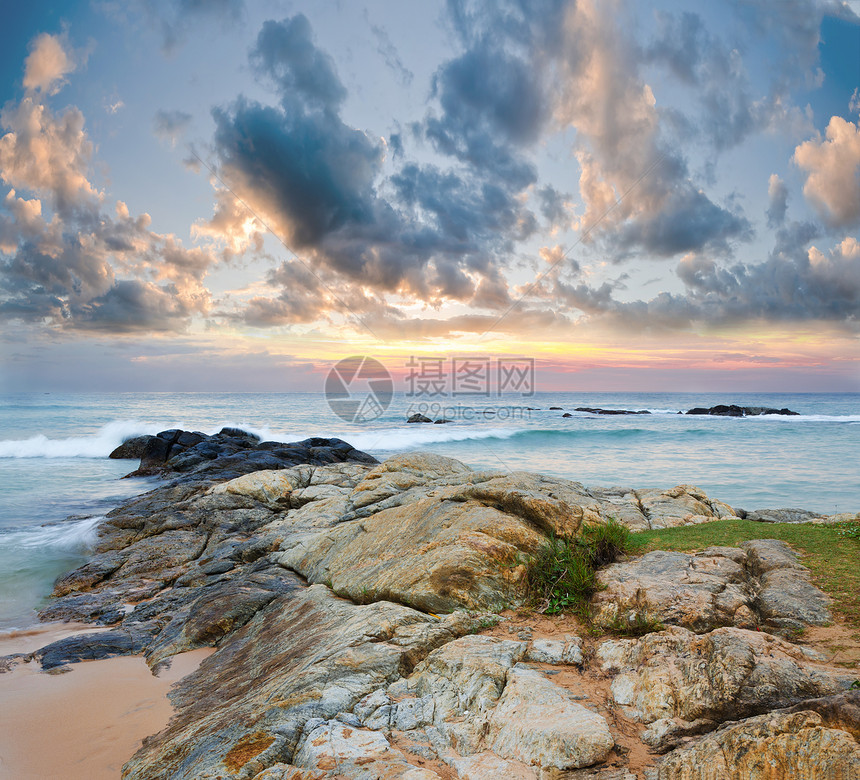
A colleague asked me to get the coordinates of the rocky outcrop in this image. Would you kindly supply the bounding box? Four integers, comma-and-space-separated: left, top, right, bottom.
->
14, 443, 857, 779
644, 709, 860, 779
685, 404, 799, 416
275, 455, 741, 611
591, 540, 832, 635
597, 626, 853, 727
407, 414, 433, 423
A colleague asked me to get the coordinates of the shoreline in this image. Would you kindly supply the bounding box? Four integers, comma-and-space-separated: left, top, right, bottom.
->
0, 623, 210, 780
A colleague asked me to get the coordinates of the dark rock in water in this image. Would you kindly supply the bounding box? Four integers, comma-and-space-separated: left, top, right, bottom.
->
407, 413, 433, 423
562, 413, 573, 417
218, 427, 261, 441
574, 407, 651, 415
125, 430, 377, 480
433, 419, 452, 424
686, 405, 799, 417
140, 434, 172, 467
745, 508, 823, 524
109, 435, 154, 460
549, 406, 563, 410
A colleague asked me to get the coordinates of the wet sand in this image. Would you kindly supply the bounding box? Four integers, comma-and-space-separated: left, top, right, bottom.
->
0, 624, 210, 780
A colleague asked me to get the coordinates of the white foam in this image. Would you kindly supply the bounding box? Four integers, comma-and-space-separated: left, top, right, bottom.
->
1, 515, 103, 550
0, 420, 165, 458
0, 419, 285, 459
739, 414, 860, 423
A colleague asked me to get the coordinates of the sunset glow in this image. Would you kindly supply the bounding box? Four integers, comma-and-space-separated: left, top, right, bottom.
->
1, 1, 858, 391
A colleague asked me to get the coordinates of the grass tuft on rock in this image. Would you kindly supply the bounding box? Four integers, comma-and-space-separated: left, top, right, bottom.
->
629, 518, 860, 629
526, 518, 631, 617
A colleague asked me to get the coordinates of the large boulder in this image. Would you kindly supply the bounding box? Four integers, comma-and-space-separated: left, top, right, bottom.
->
596, 626, 854, 727
644, 709, 860, 779
591, 540, 832, 635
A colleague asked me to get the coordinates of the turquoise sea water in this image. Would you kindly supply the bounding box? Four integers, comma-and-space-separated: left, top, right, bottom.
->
0, 391, 858, 628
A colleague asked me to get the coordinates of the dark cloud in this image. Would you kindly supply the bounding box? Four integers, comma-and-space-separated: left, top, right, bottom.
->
208, 13, 545, 316
0, 67, 216, 333
74, 280, 199, 332
212, 98, 381, 248
251, 16, 346, 112
615, 188, 752, 257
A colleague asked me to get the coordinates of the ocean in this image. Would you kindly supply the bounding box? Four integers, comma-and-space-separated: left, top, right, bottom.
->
1, 391, 858, 629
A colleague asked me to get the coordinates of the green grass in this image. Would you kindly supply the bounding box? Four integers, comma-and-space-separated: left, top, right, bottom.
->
630, 518, 860, 629
526, 519, 631, 617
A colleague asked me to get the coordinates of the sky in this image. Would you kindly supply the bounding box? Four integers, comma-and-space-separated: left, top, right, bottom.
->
0, 0, 859, 393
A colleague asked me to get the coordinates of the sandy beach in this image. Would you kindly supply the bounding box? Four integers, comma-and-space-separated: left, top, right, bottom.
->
0, 624, 210, 780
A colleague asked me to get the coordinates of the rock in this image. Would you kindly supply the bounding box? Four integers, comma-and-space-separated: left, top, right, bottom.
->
433, 419, 452, 424
109, 435, 155, 459
355, 634, 613, 775
644, 710, 860, 779
407, 414, 433, 423
122, 585, 477, 779
590, 541, 831, 635
743, 540, 832, 631
549, 406, 563, 410
745, 507, 824, 523
634, 484, 738, 529
278, 455, 741, 612
573, 408, 650, 415
685, 404, 799, 416
292, 720, 441, 778
35, 627, 154, 669
596, 626, 854, 726
207, 468, 302, 507
562, 413, 573, 417
450, 751, 536, 779
591, 549, 756, 633
525, 636, 584, 666
486, 666, 614, 770
781, 689, 860, 740
126, 430, 377, 480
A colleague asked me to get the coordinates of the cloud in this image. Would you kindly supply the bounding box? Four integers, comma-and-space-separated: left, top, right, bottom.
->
153, 109, 192, 145
211, 99, 381, 248
207, 13, 543, 318
793, 116, 860, 227
766, 174, 789, 227
251, 15, 346, 111
367, 18, 413, 86
22, 33, 78, 94
0, 97, 100, 215
0, 44, 219, 333
145, 0, 245, 53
